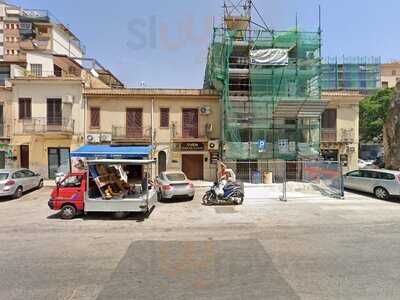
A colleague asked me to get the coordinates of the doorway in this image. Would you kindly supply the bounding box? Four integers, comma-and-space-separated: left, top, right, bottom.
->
48, 148, 70, 179
20, 145, 29, 169
158, 151, 167, 175
182, 154, 203, 180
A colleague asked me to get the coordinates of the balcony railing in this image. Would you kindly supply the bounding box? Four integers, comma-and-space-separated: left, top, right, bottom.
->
321, 128, 355, 143
321, 128, 337, 142
112, 126, 151, 142
15, 118, 74, 134
15, 69, 81, 79
0, 124, 11, 138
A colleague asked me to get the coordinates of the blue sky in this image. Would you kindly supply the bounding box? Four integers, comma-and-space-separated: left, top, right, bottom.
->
14, 0, 399, 88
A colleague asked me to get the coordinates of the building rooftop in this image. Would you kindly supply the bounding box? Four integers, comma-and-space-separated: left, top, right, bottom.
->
84, 88, 219, 97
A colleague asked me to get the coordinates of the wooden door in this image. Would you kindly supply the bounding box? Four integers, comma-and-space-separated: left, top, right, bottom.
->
47, 98, 62, 125
126, 108, 143, 138
182, 154, 203, 180
182, 109, 198, 138
20, 145, 29, 169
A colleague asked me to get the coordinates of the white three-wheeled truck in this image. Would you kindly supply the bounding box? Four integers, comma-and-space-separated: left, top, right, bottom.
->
48, 159, 157, 219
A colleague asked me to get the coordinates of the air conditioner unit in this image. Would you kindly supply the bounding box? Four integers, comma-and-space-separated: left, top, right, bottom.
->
100, 133, 112, 143
200, 106, 211, 115
86, 134, 100, 144
62, 95, 74, 104
208, 140, 219, 151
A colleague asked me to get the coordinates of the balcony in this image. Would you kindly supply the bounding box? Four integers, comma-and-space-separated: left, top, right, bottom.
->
321, 128, 355, 144
20, 39, 51, 51
321, 128, 337, 142
112, 126, 151, 144
15, 118, 74, 135
0, 124, 11, 139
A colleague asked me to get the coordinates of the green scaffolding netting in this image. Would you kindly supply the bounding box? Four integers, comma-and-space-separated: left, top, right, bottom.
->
205, 28, 322, 160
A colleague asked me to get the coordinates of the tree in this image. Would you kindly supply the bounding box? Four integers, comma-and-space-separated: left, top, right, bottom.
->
359, 88, 395, 143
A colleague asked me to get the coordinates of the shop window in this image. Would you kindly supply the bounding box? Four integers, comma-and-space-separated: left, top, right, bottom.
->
160, 108, 169, 128
90, 107, 100, 128
18, 98, 31, 120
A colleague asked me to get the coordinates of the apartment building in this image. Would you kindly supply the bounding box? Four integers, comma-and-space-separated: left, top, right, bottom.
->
381, 62, 400, 88
84, 89, 220, 181
321, 57, 381, 171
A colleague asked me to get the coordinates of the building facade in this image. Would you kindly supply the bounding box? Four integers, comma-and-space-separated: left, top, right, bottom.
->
320, 91, 363, 171
84, 89, 220, 181
381, 62, 400, 88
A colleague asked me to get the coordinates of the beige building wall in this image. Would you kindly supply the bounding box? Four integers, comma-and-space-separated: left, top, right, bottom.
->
85, 89, 220, 181
11, 78, 84, 178
322, 92, 363, 171
381, 63, 400, 88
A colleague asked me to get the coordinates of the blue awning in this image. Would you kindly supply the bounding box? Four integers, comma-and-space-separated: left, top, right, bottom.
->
71, 145, 152, 159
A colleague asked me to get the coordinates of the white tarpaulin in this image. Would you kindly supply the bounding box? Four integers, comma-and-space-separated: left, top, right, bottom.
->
250, 49, 289, 66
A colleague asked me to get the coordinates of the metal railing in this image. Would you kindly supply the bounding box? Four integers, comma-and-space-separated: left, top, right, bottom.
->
0, 124, 11, 138
14, 69, 81, 79
321, 128, 337, 142
216, 160, 343, 200
15, 117, 74, 134
112, 126, 151, 140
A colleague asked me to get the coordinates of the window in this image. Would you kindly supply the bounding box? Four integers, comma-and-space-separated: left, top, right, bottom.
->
30, 64, 42, 77
21, 170, 35, 177
347, 170, 362, 177
12, 171, 23, 179
321, 109, 337, 129
392, 70, 397, 76
362, 171, 379, 179
126, 108, 143, 138
378, 172, 395, 180
19, 98, 31, 120
182, 108, 198, 138
60, 175, 83, 188
90, 107, 100, 128
382, 81, 389, 89
54, 65, 62, 77
160, 108, 169, 128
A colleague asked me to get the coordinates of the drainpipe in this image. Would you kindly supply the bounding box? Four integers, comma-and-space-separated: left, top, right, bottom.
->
151, 97, 154, 153
83, 96, 87, 144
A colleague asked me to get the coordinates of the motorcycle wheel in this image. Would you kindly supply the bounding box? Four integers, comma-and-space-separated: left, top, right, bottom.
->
233, 191, 244, 205
202, 192, 214, 206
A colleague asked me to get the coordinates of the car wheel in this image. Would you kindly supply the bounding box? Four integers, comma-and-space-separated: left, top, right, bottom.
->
374, 187, 389, 200
60, 205, 77, 220
37, 180, 44, 189
13, 186, 23, 199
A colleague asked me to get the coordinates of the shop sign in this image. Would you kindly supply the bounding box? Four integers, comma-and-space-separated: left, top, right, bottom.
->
181, 142, 205, 151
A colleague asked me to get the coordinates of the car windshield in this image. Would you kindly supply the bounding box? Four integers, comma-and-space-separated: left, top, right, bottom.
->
0, 173, 9, 180
166, 173, 186, 181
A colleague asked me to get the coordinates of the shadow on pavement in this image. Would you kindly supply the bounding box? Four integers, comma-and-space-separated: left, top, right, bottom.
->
47, 206, 155, 222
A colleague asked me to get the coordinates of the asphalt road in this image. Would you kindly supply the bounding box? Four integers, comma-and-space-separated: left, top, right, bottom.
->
1, 187, 400, 299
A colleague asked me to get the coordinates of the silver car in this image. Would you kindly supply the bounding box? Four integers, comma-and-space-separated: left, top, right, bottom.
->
0, 169, 43, 198
155, 171, 195, 201
344, 169, 400, 200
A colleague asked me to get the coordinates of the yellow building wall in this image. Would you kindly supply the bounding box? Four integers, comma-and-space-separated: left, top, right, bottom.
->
86, 94, 220, 180
324, 93, 362, 171
10, 79, 85, 178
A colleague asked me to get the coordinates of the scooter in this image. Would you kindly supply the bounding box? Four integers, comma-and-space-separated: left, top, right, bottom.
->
202, 181, 244, 205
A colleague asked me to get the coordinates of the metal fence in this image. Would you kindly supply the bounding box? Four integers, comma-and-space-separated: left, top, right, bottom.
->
216, 160, 344, 201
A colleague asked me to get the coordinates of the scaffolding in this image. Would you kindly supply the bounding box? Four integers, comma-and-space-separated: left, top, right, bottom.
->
204, 1, 325, 161
321, 57, 381, 91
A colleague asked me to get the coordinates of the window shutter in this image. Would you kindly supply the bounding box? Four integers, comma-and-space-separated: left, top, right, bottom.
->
126, 108, 143, 138
182, 109, 198, 138
19, 98, 31, 119
90, 107, 100, 128
160, 108, 169, 127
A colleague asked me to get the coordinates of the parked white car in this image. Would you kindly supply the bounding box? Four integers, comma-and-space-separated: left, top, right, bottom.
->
344, 169, 400, 200
358, 159, 374, 169
0, 169, 43, 198
155, 171, 195, 201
